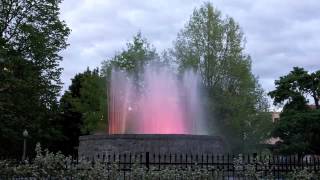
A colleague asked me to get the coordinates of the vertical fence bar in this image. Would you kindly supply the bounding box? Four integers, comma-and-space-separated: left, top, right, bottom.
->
139, 153, 143, 168
129, 153, 132, 170
227, 154, 230, 178
217, 155, 219, 171
316, 156, 320, 171
119, 154, 122, 170
145, 152, 149, 170
294, 155, 297, 170
196, 154, 198, 167
301, 154, 304, 169
277, 155, 280, 179
164, 154, 167, 169
206, 154, 209, 170
232, 154, 235, 179
201, 154, 204, 169
153, 153, 155, 169
191, 154, 193, 169
174, 154, 177, 167
286, 155, 289, 175
158, 154, 161, 170
185, 154, 188, 169
316, 156, 318, 171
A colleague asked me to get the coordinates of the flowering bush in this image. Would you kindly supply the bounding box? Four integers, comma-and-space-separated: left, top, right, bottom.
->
0, 145, 319, 179
288, 167, 320, 180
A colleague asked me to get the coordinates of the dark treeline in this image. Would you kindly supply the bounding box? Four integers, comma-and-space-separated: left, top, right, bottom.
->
269, 67, 320, 155
0, 0, 70, 156
1, 0, 319, 157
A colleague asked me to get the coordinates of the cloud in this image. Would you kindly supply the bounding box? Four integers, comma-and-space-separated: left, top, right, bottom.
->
213, 0, 320, 92
59, 0, 320, 97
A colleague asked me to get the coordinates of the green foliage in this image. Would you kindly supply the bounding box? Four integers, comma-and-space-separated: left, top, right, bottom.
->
269, 67, 320, 154
73, 68, 107, 133
100, 33, 159, 134
0, 144, 214, 179
273, 110, 320, 154
269, 67, 320, 110
288, 167, 320, 180
58, 67, 108, 154
173, 2, 272, 152
101, 32, 159, 90
233, 154, 274, 179
60, 68, 107, 135
105, 32, 158, 72
2, 146, 319, 179
58, 33, 157, 151
0, 0, 70, 155
59, 94, 82, 154
1, 0, 70, 103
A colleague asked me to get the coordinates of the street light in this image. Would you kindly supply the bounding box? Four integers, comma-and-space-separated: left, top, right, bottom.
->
22, 129, 28, 162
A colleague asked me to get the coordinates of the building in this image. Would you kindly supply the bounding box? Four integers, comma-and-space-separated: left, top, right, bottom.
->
266, 111, 281, 145
271, 112, 280, 122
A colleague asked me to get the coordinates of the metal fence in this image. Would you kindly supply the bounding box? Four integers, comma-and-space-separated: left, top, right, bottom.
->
84, 152, 320, 166
1, 153, 320, 179
65, 153, 320, 179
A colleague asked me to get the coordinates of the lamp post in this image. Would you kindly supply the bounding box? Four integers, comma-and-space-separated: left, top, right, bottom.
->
22, 129, 28, 162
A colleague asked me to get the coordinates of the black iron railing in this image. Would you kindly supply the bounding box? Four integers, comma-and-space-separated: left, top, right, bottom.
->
1, 153, 320, 179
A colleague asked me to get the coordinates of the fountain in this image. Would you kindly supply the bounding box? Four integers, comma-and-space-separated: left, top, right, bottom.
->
78, 65, 225, 158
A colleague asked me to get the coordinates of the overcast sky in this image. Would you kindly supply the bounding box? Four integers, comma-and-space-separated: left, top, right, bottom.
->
59, 0, 320, 98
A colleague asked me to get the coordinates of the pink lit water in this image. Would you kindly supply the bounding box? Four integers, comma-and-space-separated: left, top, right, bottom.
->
108, 67, 207, 135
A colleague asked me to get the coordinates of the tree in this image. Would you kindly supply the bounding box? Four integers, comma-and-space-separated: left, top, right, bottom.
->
272, 109, 320, 155
0, 0, 70, 155
105, 33, 157, 65
269, 67, 320, 154
101, 32, 158, 82
1, 0, 70, 101
173, 2, 272, 152
58, 73, 84, 155
305, 71, 320, 109
72, 68, 107, 134
269, 67, 320, 110
60, 68, 107, 141
101, 33, 159, 128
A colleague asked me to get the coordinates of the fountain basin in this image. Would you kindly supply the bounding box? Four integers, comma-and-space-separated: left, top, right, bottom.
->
78, 134, 225, 158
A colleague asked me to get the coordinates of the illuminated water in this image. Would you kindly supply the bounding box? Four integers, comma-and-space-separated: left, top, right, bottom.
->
108, 66, 207, 135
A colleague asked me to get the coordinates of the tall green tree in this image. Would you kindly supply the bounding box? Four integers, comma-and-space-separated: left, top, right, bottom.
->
272, 109, 320, 155
0, 0, 70, 155
100, 33, 159, 132
102, 32, 158, 82
60, 68, 107, 138
72, 68, 107, 134
58, 72, 85, 155
106, 32, 157, 70
269, 67, 320, 110
173, 2, 272, 152
269, 67, 320, 154
101, 32, 159, 112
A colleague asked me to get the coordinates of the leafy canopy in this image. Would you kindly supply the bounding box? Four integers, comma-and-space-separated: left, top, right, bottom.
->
269, 67, 320, 154
0, 0, 70, 155
269, 67, 320, 110
173, 2, 272, 152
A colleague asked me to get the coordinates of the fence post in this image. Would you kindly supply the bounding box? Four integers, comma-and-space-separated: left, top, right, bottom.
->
146, 152, 150, 170
253, 153, 257, 172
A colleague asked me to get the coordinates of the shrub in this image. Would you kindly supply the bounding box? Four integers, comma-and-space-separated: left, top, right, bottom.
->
0, 145, 319, 179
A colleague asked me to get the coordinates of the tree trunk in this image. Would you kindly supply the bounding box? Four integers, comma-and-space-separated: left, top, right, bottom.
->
312, 91, 319, 109
315, 97, 319, 109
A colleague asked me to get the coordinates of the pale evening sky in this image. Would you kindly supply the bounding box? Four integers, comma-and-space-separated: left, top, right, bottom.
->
59, 0, 320, 103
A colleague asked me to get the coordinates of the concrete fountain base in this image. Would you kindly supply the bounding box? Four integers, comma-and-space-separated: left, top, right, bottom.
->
78, 134, 225, 158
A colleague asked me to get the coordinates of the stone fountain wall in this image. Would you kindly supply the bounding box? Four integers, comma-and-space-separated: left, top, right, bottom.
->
78, 134, 226, 159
